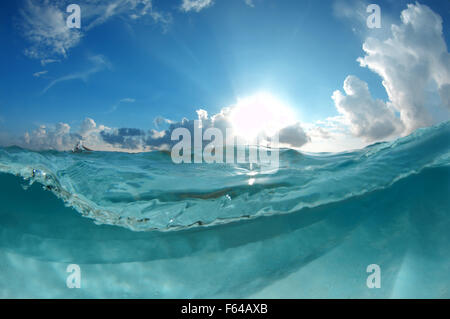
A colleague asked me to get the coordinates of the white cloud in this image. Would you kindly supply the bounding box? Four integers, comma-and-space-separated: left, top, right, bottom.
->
40, 58, 61, 66
20, 0, 171, 60
79, 117, 98, 137
141, 103, 309, 150
180, 0, 214, 12
327, 2, 450, 147
357, 3, 450, 134
23, 122, 80, 151
84, 0, 171, 30
278, 123, 310, 147
33, 70, 48, 78
16, 97, 311, 151
153, 116, 174, 129
20, 118, 137, 152
78, 118, 118, 150
43, 54, 110, 93
20, 0, 83, 59
109, 98, 136, 113
332, 75, 404, 142
120, 98, 136, 103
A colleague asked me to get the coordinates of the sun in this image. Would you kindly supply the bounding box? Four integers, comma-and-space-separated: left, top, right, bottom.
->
229, 92, 297, 141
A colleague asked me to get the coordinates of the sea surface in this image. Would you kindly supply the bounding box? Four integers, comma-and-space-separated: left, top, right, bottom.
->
0, 121, 449, 298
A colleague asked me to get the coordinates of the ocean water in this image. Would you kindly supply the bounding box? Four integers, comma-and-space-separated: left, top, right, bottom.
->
0, 121, 449, 298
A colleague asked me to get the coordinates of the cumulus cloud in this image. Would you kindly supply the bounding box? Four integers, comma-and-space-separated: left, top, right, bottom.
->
329, 2, 450, 145
153, 116, 174, 129
357, 3, 450, 134
18, 117, 171, 152
108, 103, 309, 150
100, 128, 147, 150
16, 98, 311, 152
77, 118, 118, 150
180, 0, 214, 12
79, 117, 97, 136
332, 75, 404, 141
19, 0, 171, 61
23, 123, 80, 151
278, 123, 310, 147
19, 118, 128, 152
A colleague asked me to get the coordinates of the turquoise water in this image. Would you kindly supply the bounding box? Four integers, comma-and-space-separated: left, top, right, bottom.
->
0, 121, 449, 298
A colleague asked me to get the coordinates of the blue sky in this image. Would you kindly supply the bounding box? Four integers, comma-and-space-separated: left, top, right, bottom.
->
0, 0, 449, 152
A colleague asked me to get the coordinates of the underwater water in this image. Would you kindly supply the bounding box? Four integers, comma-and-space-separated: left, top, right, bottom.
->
0, 121, 449, 298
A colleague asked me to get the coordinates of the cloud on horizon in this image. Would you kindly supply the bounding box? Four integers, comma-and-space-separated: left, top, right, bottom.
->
13, 98, 312, 152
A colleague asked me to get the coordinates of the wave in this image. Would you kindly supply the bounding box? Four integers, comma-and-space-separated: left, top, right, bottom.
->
0, 121, 449, 232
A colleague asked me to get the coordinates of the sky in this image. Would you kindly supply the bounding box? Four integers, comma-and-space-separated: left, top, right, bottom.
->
0, 0, 449, 152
